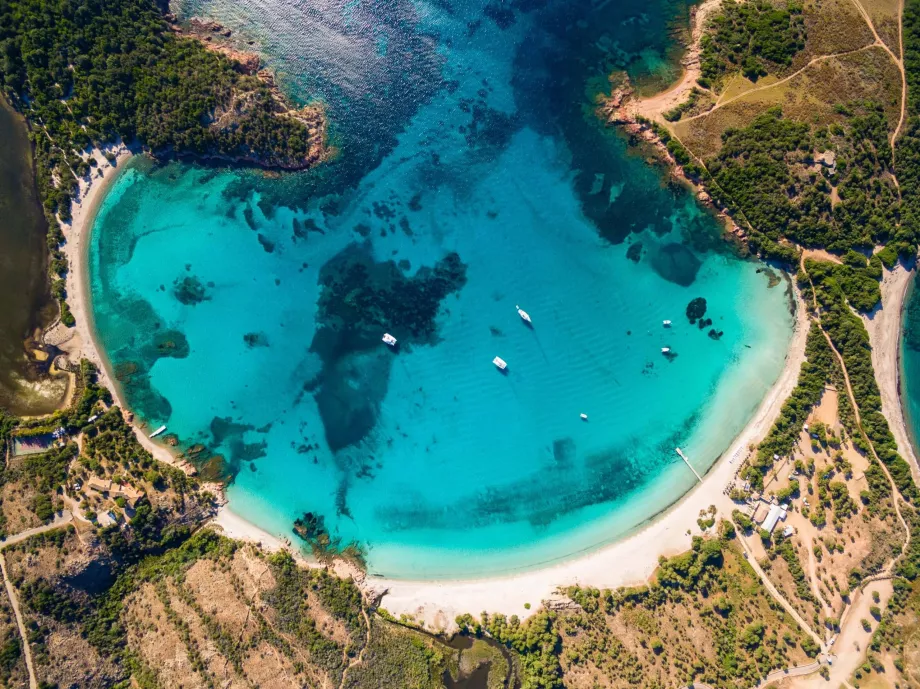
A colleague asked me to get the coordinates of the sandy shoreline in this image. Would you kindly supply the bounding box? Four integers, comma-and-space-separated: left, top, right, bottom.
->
865, 263, 920, 483
204, 286, 810, 633
624, 0, 721, 123
57, 147, 196, 475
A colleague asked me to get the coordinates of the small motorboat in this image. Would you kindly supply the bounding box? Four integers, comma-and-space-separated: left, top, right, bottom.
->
382, 333, 397, 347
493, 356, 508, 371
662, 320, 672, 327
150, 425, 167, 438
661, 347, 670, 354
516, 305, 532, 325
580, 413, 588, 421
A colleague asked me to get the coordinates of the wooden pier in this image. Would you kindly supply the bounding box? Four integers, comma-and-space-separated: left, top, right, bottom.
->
675, 447, 703, 483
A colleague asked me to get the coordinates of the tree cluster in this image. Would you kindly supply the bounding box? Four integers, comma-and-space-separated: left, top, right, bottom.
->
699, 0, 806, 86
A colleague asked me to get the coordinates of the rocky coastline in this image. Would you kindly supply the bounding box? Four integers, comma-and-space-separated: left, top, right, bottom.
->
598, 81, 749, 246
167, 14, 329, 171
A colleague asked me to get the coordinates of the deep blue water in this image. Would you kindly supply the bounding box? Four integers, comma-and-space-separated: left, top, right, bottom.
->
88, 0, 795, 577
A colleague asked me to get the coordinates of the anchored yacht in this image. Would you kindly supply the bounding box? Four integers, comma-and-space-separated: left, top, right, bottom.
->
493, 356, 508, 371
382, 333, 397, 347
516, 305, 532, 324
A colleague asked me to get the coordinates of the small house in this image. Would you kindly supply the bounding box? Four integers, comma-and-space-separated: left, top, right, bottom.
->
762, 504, 788, 534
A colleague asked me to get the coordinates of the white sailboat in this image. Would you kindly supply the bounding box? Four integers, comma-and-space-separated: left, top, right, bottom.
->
661, 347, 671, 354
516, 305, 532, 324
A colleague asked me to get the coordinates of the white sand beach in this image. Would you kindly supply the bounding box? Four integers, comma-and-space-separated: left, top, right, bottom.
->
864, 264, 920, 483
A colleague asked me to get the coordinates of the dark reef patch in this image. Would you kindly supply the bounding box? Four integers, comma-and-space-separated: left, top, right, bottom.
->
626, 242, 643, 262
257, 233, 275, 253
102, 293, 191, 426
172, 275, 210, 305
686, 297, 707, 324
210, 416, 254, 445
463, 103, 519, 152
315, 242, 468, 346
243, 332, 270, 348
552, 437, 576, 466
151, 330, 190, 359
309, 243, 468, 453
649, 243, 702, 286
209, 416, 266, 471
484, 1, 516, 28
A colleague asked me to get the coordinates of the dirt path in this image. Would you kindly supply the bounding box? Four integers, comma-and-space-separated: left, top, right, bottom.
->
755, 660, 822, 687
338, 607, 372, 689
847, 0, 907, 147
677, 43, 881, 125
805, 536, 833, 617
0, 514, 75, 689
0, 554, 35, 689
0, 511, 73, 548
737, 534, 826, 651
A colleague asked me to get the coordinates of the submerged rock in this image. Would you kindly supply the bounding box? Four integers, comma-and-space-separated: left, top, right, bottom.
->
686, 297, 707, 323
172, 275, 210, 305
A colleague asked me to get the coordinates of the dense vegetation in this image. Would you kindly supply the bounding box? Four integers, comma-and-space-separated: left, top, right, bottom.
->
704, 106, 905, 273
469, 533, 816, 689
747, 323, 832, 488
804, 261, 919, 502
902, 0, 920, 242
699, 0, 806, 85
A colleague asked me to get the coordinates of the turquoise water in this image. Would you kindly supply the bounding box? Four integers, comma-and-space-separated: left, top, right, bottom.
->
88, 0, 794, 578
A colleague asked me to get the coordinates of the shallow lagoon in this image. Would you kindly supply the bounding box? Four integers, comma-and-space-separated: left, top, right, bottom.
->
89, 0, 795, 577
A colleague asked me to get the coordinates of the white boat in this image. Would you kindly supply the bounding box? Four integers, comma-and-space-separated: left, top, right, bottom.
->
382, 333, 397, 347
150, 425, 167, 438
661, 347, 670, 354
580, 413, 588, 421
516, 305, 532, 324
493, 356, 508, 371
662, 320, 672, 327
